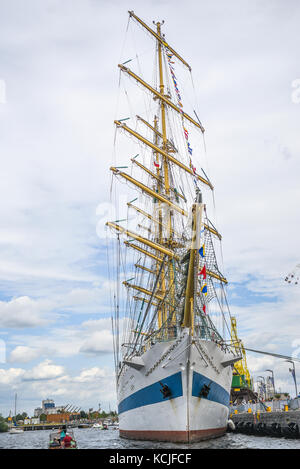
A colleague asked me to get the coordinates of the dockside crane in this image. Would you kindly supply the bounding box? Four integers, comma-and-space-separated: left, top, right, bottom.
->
230, 317, 257, 403
231, 317, 252, 387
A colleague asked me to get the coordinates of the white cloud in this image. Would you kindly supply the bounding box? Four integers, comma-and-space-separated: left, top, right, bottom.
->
60, 285, 112, 314
23, 360, 65, 382
0, 296, 53, 328
0, 283, 113, 331
8, 317, 119, 363
0, 367, 25, 386
80, 330, 113, 355
9, 346, 41, 364
73, 367, 107, 383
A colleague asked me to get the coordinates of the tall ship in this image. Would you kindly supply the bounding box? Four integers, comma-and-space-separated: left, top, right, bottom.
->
106, 11, 241, 442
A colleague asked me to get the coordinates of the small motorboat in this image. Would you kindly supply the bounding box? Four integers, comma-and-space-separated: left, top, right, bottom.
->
48, 429, 77, 449
9, 427, 24, 434
92, 423, 103, 429
108, 422, 119, 430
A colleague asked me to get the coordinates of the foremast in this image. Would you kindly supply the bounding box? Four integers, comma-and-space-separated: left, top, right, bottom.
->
182, 190, 203, 330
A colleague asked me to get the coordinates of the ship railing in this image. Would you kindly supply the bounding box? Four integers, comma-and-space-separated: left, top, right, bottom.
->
140, 325, 226, 348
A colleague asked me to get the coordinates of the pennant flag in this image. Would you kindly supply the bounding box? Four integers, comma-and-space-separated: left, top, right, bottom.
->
187, 143, 193, 155
201, 284, 208, 295
189, 160, 196, 173
199, 245, 205, 258
202, 304, 206, 315
154, 161, 160, 168
166, 49, 195, 160
199, 265, 207, 279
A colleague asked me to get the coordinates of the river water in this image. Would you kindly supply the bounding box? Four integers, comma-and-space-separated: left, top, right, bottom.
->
1, 428, 300, 449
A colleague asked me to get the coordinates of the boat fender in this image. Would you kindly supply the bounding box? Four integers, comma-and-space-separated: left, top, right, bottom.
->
159, 382, 172, 398
227, 419, 235, 432
199, 383, 210, 398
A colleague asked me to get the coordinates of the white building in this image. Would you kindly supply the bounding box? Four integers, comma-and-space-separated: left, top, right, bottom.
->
35, 399, 67, 416
34, 407, 43, 417
46, 406, 66, 415
24, 418, 40, 425
42, 399, 55, 412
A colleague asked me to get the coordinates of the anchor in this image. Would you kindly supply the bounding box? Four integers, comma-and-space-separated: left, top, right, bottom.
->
159, 382, 172, 399
199, 381, 212, 398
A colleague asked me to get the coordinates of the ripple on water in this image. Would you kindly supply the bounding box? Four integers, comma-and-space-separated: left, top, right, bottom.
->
1, 428, 300, 449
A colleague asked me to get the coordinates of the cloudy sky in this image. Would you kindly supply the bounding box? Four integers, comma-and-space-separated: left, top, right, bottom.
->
0, 0, 300, 416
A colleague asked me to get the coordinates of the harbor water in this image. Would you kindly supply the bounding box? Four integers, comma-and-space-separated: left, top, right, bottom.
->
1, 427, 300, 449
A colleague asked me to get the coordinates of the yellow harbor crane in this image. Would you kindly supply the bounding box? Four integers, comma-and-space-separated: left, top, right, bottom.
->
230, 317, 252, 390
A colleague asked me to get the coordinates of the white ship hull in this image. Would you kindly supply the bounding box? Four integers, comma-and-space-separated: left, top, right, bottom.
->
118, 331, 234, 442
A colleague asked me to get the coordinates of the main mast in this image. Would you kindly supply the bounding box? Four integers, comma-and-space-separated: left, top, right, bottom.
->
155, 20, 174, 336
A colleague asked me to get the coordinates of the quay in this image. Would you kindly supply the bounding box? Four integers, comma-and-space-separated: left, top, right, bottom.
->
10, 422, 83, 432
230, 402, 300, 439
9, 420, 116, 432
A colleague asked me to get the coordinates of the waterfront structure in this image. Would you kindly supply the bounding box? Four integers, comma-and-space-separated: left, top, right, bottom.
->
34, 407, 43, 417
34, 399, 69, 416
24, 418, 40, 425
46, 413, 70, 424
46, 406, 66, 415
42, 399, 55, 411
266, 375, 275, 399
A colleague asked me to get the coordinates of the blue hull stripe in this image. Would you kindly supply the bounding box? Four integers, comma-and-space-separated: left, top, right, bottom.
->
118, 372, 183, 415
191, 371, 230, 407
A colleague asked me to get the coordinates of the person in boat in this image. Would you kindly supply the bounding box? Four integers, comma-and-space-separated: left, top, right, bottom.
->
51, 436, 61, 447
58, 425, 66, 441
61, 433, 74, 448
49, 434, 61, 448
